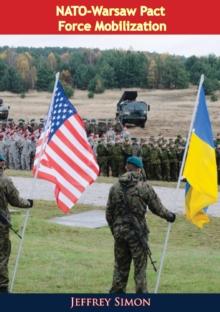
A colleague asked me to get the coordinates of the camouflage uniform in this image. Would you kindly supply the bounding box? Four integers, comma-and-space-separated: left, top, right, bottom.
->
96, 140, 108, 176
111, 141, 125, 177
8, 138, 15, 169
160, 146, 170, 181
87, 121, 96, 135
149, 145, 161, 180
21, 138, 33, 170
176, 145, 185, 174
29, 138, 36, 170
106, 141, 114, 177
122, 140, 133, 167
106, 171, 175, 293
140, 143, 151, 180
12, 139, 23, 170
168, 145, 178, 181
131, 141, 141, 157
0, 171, 31, 292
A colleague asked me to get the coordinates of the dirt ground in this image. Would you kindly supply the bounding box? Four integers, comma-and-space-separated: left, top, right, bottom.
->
1, 87, 220, 138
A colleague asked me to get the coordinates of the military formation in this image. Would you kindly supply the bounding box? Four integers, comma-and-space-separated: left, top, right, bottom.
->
0, 118, 42, 170
1, 115, 220, 185
83, 118, 123, 137
91, 130, 186, 181
86, 125, 220, 184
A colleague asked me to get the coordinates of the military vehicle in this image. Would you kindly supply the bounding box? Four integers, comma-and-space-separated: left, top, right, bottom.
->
116, 91, 150, 128
0, 98, 10, 127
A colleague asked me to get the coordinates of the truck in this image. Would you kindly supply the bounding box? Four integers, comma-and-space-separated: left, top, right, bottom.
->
116, 91, 150, 128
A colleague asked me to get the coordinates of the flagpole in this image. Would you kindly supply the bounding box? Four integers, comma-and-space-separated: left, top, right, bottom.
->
10, 72, 60, 292
154, 74, 205, 293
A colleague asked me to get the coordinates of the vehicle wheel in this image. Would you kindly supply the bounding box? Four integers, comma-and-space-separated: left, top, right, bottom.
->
140, 122, 145, 128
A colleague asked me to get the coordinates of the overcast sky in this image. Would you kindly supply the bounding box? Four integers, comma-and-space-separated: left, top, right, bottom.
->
0, 35, 220, 57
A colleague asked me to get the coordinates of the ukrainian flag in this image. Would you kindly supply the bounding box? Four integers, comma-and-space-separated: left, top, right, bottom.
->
183, 86, 218, 228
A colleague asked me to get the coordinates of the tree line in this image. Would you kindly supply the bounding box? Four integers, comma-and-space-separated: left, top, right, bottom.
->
0, 46, 220, 98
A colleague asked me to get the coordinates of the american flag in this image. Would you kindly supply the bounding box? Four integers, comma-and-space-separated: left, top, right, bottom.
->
33, 80, 99, 212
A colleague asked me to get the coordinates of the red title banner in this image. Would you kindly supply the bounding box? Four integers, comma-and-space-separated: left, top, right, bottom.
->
0, 0, 220, 34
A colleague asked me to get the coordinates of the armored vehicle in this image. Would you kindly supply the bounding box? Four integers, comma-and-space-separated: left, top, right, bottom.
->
116, 91, 150, 128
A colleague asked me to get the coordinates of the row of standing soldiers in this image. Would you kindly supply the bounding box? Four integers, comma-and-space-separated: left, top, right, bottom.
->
94, 135, 186, 181
2, 115, 220, 184
83, 118, 123, 137
0, 118, 41, 170
0, 134, 36, 170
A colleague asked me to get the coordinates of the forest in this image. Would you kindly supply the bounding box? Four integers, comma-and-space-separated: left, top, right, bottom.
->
0, 46, 220, 99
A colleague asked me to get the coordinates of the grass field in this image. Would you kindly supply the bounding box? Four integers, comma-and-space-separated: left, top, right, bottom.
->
9, 200, 220, 293
1, 87, 220, 138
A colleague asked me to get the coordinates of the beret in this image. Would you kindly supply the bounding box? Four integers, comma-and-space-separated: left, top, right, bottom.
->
127, 156, 143, 168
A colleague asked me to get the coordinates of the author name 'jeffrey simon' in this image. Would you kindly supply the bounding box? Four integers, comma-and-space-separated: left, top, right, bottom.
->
70, 297, 151, 308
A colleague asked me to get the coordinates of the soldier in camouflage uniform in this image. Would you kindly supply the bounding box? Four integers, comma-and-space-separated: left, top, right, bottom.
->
21, 136, 35, 170
131, 138, 141, 157
140, 138, 151, 180
122, 137, 133, 167
149, 143, 162, 181
160, 143, 170, 181
106, 156, 176, 293
0, 155, 33, 293
174, 134, 182, 146
8, 136, 15, 169
106, 139, 114, 177
87, 120, 97, 135
168, 141, 178, 181
176, 144, 185, 174
111, 137, 125, 177
96, 137, 108, 176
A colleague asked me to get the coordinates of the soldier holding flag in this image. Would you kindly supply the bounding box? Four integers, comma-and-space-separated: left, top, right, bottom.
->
0, 155, 33, 293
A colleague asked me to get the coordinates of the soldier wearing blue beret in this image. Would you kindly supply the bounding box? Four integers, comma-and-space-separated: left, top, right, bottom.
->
106, 156, 176, 293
